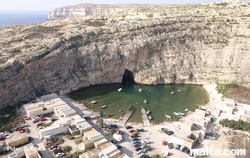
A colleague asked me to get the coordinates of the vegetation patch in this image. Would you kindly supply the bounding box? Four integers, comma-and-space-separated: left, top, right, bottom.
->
216, 83, 239, 97
219, 119, 250, 131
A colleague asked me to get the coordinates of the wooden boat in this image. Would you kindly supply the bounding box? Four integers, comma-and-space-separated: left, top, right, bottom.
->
139, 88, 142, 92
146, 109, 150, 115
170, 91, 174, 95
165, 114, 172, 119
101, 105, 107, 109
144, 99, 148, 104
118, 88, 122, 92
173, 112, 179, 116
185, 109, 189, 113
177, 90, 182, 92
148, 116, 152, 120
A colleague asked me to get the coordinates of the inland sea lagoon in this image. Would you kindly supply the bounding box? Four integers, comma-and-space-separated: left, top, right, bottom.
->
69, 84, 209, 124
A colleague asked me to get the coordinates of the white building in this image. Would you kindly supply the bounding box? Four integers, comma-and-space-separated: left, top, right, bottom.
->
39, 125, 68, 138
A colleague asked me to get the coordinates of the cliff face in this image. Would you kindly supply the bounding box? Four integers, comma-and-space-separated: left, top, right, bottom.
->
0, 2, 250, 108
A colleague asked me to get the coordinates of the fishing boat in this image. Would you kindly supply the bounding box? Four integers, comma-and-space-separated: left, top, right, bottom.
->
170, 91, 175, 95
165, 114, 172, 119
101, 105, 107, 109
173, 112, 179, 116
146, 109, 150, 115
139, 88, 142, 92
148, 116, 152, 120
185, 109, 189, 113
119, 109, 123, 112
118, 88, 122, 92
90, 100, 97, 104
178, 112, 185, 116
144, 99, 148, 104
177, 89, 182, 92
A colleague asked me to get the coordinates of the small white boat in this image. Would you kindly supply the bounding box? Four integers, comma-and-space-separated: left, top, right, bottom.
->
118, 88, 122, 92
146, 109, 150, 115
177, 89, 182, 92
101, 105, 107, 109
165, 114, 172, 119
144, 99, 148, 104
170, 91, 175, 95
178, 112, 185, 116
139, 88, 142, 92
173, 112, 179, 116
119, 109, 123, 112
148, 116, 152, 120
90, 100, 97, 104
185, 109, 189, 112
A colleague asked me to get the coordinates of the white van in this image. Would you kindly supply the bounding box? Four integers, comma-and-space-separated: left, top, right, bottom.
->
44, 135, 53, 140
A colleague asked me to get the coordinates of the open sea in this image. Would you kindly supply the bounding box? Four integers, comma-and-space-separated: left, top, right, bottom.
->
0, 11, 49, 27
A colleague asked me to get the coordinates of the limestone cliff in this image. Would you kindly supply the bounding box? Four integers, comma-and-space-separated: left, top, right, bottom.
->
0, 1, 250, 108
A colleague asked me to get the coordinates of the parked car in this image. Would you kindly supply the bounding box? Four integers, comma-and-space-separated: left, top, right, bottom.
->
175, 144, 181, 150
166, 130, 174, 135
131, 134, 139, 138
135, 147, 142, 151
136, 150, 143, 155
133, 141, 141, 145
111, 140, 117, 144
140, 154, 150, 158
133, 143, 141, 147
56, 152, 65, 157
32, 119, 40, 123
19, 129, 25, 133
179, 145, 186, 152
50, 145, 58, 150
36, 121, 44, 126
168, 143, 174, 149
137, 128, 145, 132
37, 126, 45, 130
161, 151, 169, 156
0, 136, 6, 140
125, 126, 133, 129
205, 135, 216, 140
133, 140, 141, 144
143, 140, 150, 144
116, 145, 122, 149
132, 138, 140, 141
53, 149, 61, 154
129, 130, 136, 133
39, 118, 47, 121
20, 123, 28, 128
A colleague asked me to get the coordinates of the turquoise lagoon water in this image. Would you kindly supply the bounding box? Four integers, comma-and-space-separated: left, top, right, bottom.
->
69, 84, 209, 123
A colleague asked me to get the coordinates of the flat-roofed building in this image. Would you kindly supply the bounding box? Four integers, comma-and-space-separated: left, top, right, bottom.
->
39, 125, 68, 138
26, 106, 45, 117
0, 141, 4, 153
59, 108, 76, 119
108, 149, 121, 158
44, 98, 67, 112
240, 115, 250, 123
54, 105, 71, 116
5, 133, 29, 147
75, 119, 92, 135
94, 138, 108, 148
79, 148, 99, 158
84, 129, 100, 140
98, 143, 118, 158
24, 146, 40, 158
82, 135, 104, 150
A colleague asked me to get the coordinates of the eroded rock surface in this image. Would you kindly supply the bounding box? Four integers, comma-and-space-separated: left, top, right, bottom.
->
0, 1, 250, 107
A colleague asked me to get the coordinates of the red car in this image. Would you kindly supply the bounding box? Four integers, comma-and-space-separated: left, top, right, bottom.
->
125, 126, 133, 129
50, 145, 58, 150
39, 118, 47, 121
129, 130, 136, 133
36, 121, 44, 126
32, 119, 40, 123
0, 136, 6, 140
19, 129, 25, 133
135, 147, 142, 151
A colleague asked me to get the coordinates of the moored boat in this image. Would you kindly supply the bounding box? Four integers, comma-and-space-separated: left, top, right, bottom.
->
144, 99, 148, 104
185, 109, 189, 113
146, 109, 150, 115
90, 100, 97, 104
173, 112, 179, 116
101, 105, 107, 109
139, 88, 142, 92
118, 88, 122, 92
177, 89, 182, 92
170, 91, 174, 95
178, 112, 185, 116
148, 115, 152, 120
165, 114, 172, 119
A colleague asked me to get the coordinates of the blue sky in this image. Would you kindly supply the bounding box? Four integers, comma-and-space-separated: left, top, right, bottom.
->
0, 0, 231, 11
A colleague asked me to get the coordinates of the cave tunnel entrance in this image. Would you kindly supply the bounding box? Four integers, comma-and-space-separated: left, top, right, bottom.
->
122, 69, 135, 85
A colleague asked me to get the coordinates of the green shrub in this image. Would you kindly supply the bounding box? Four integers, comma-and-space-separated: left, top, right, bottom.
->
219, 119, 250, 131
62, 145, 72, 153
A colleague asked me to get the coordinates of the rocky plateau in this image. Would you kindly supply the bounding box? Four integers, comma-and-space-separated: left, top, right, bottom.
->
0, 0, 250, 108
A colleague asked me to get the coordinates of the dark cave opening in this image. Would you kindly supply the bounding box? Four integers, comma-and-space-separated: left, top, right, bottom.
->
122, 69, 135, 85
